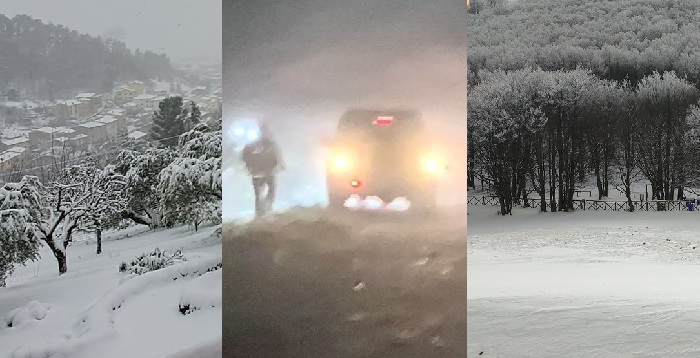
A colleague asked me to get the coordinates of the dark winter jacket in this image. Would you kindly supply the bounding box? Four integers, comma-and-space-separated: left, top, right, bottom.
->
241, 137, 282, 177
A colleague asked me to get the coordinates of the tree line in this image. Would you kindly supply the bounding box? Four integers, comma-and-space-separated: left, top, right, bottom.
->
468, 0, 700, 91
468, 68, 700, 215
0, 14, 174, 100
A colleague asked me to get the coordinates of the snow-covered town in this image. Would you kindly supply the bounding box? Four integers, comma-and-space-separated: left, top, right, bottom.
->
0, 75, 222, 182
0, 2, 222, 357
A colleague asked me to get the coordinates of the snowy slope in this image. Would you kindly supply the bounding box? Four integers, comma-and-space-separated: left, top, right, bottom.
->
0, 225, 222, 358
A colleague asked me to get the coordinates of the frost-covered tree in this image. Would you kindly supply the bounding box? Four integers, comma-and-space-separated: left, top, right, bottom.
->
683, 106, 700, 192
634, 71, 699, 200
158, 122, 222, 230
468, 0, 700, 89
468, 68, 548, 214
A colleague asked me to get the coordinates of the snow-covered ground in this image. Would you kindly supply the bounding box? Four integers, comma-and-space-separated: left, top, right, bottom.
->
468, 204, 700, 357
0, 225, 222, 358
225, 206, 467, 357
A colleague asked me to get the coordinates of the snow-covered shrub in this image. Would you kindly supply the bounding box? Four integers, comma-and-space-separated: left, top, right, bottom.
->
210, 225, 222, 240
118, 248, 185, 275
117, 218, 135, 230
178, 269, 222, 315
0, 178, 43, 286
4, 300, 51, 328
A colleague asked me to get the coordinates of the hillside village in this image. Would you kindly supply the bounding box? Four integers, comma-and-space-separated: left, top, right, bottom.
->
0, 64, 222, 179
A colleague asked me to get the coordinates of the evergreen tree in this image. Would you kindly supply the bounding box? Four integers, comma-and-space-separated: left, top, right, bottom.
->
187, 101, 201, 130
151, 96, 187, 147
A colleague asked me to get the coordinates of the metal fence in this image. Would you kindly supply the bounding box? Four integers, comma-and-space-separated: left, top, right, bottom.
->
468, 195, 695, 212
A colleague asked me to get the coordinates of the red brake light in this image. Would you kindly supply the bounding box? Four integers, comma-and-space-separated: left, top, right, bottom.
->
373, 116, 393, 126
351, 180, 361, 188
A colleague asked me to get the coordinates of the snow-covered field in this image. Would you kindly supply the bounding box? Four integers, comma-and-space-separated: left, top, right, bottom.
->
468, 204, 700, 357
0, 225, 222, 358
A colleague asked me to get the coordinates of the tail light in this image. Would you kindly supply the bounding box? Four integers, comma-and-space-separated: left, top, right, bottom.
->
373, 116, 394, 126
351, 179, 361, 188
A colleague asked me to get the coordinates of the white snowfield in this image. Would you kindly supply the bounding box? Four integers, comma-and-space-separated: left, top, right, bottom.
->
468, 204, 700, 357
0, 225, 222, 358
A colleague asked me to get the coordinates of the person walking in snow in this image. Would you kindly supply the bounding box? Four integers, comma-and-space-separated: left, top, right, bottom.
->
241, 122, 285, 218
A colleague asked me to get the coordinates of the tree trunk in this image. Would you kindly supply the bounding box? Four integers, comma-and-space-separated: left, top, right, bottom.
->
537, 148, 546, 212
468, 134, 476, 189
594, 159, 603, 200
549, 140, 557, 212
602, 141, 610, 198
44, 236, 68, 275
96, 219, 103, 255
145, 208, 162, 229
557, 122, 564, 212
624, 130, 635, 212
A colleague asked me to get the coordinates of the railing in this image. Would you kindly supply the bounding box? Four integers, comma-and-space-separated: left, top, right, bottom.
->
468, 195, 694, 212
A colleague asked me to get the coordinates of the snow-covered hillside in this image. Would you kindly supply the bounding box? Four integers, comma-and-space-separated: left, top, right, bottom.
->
0, 225, 222, 358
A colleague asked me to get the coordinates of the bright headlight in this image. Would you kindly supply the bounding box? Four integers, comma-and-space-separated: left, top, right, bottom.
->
332, 155, 351, 171
229, 119, 261, 145
422, 155, 444, 174
246, 128, 260, 141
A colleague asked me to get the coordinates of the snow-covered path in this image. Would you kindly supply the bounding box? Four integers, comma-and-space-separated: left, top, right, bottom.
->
0, 225, 222, 358
467, 205, 700, 357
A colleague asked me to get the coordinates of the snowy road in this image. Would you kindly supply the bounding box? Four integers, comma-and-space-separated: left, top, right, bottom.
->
224, 207, 467, 358
467, 204, 700, 357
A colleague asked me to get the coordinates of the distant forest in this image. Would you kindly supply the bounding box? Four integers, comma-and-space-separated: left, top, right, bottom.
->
0, 14, 175, 100
468, 0, 700, 89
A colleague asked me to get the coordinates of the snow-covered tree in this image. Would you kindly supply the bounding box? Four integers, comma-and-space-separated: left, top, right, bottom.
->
63, 163, 127, 254
634, 71, 699, 200
185, 101, 201, 130
115, 146, 176, 229
0, 175, 94, 275
158, 122, 222, 231
469, 68, 549, 214
0, 178, 42, 286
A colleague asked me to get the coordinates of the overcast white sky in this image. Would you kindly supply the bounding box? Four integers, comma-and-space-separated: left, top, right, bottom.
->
1, 0, 221, 65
